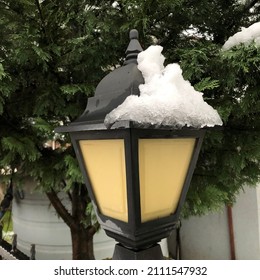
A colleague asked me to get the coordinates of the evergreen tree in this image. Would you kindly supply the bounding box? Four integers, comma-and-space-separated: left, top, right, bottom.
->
0, 0, 260, 258
0, 0, 113, 259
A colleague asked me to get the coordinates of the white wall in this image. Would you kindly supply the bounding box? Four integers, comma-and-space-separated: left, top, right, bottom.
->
232, 186, 260, 259
12, 182, 73, 260
168, 184, 260, 260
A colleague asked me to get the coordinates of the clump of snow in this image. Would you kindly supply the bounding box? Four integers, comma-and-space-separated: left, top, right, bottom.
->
223, 22, 260, 50
104, 45, 223, 129
112, 1, 119, 8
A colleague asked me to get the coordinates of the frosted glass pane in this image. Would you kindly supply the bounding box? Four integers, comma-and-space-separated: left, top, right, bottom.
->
79, 139, 128, 222
139, 138, 195, 222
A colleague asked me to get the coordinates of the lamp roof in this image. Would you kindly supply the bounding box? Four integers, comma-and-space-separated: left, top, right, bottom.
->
56, 30, 144, 133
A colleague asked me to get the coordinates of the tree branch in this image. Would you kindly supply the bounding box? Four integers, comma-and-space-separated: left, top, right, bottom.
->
34, 0, 49, 42
87, 224, 98, 237
0, 1, 36, 22
71, 183, 90, 223
46, 188, 76, 229
71, 182, 79, 219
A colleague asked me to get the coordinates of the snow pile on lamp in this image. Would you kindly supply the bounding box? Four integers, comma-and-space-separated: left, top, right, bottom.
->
104, 45, 223, 128
223, 22, 260, 50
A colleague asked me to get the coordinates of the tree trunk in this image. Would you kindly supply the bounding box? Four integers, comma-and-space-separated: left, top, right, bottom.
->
70, 226, 95, 260
46, 186, 97, 260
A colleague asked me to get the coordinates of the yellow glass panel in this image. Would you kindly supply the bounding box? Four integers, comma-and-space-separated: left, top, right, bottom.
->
79, 139, 128, 222
139, 138, 196, 222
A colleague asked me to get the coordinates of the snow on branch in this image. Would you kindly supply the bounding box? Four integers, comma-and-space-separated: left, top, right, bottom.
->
223, 21, 260, 50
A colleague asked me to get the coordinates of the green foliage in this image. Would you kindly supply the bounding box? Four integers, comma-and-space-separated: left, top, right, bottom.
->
0, 0, 260, 227
194, 77, 220, 92
1, 136, 41, 162
0, 63, 6, 80
32, 118, 54, 136
81, 202, 99, 231
1, 210, 13, 233
63, 154, 84, 189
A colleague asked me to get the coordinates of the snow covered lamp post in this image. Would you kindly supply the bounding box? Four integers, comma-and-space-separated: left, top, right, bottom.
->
55, 30, 222, 259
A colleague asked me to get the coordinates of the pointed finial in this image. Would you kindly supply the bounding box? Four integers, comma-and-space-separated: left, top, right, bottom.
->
124, 29, 143, 65
129, 29, 139, 40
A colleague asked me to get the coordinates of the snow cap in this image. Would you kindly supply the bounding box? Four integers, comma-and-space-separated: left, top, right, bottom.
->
104, 45, 223, 129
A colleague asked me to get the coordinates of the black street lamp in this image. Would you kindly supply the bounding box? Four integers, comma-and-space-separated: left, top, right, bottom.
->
56, 30, 205, 260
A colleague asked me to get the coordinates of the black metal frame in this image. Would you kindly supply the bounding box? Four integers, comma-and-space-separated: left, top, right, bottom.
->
55, 30, 208, 258
70, 127, 205, 250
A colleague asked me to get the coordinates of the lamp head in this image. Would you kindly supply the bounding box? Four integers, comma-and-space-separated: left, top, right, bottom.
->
55, 30, 206, 258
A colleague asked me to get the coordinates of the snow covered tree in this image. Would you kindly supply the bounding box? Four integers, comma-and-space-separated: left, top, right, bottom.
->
0, 0, 260, 258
